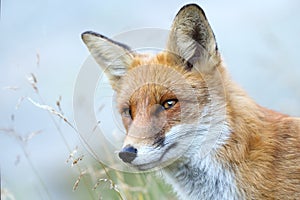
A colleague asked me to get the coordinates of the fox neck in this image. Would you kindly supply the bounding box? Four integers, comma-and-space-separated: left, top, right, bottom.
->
161, 149, 243, 200
160, 115, 244, 199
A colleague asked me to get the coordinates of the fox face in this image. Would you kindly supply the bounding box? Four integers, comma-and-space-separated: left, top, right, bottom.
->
82, 4, 227, 170
114, 61, 212, 170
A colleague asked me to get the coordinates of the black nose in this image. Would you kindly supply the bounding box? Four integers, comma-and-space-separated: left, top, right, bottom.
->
118, 145, 137, 163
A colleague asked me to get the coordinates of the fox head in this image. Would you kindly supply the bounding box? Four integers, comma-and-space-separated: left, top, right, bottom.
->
82, 4, 227, 170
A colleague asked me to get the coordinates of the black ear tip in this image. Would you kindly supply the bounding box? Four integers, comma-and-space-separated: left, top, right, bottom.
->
81, 31, 88, 40
179, 3, 202, 10
177, 3, 207, 19
81, 31, 131, 51
81, 31, 107, 40
81, 31, 93, 41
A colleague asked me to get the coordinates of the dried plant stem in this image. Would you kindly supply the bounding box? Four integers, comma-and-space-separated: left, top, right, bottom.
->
26, 73, 95, 199
28, 95, 96, 200
27, 74, 124, 199
95, 161, 125, 200
28, 96, 124, 199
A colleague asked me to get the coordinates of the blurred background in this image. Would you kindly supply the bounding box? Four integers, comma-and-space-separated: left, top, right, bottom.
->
1, 0, 299, 199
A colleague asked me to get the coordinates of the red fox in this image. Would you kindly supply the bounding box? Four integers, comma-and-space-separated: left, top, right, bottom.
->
82, 4, 300, 199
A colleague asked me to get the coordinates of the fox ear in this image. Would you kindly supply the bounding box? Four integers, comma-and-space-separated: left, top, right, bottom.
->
167, 4, 220, 73
81, 31, 133, 88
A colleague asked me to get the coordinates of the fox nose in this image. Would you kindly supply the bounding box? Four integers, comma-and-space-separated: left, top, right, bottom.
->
119, 145, 137, 163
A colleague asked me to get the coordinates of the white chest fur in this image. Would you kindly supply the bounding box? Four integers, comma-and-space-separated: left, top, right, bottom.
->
161, 154, 243, 200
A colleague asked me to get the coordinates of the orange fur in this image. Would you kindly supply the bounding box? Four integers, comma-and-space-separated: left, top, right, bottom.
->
219, 79, 300, 198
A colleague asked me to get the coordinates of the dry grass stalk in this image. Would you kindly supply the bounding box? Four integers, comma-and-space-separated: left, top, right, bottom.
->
73, 170, 87, 191
27, 97, 77, 131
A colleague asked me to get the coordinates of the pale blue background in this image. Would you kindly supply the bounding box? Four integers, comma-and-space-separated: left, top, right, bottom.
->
1, 0, 299, 199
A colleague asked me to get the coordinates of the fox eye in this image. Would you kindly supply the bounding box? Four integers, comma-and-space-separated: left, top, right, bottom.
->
162, 99, 178, 110
122, 108, 132, 118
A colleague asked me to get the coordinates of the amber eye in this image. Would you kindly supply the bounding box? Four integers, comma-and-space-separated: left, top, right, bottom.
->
162, 99, 178, 110
122, 108, 132, 118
